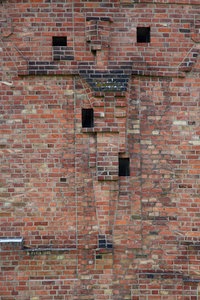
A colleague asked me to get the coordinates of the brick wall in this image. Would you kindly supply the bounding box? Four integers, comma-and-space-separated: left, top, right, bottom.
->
0, 0, 199, 299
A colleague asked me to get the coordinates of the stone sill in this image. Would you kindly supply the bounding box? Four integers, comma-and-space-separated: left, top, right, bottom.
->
0, 237, 24, 249
0, 237, 23, 244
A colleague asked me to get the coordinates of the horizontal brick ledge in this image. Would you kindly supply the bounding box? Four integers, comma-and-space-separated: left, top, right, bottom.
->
98, 175, 118, 181
123, 0, 200, 4
82, 127, 119, 133
25, 247, 77, 256
137, 270, 183, 279
132, 69, 185, 78
18, 69, 79, 76
95, 248, 113, 254
94, 91, 126, 97
183, 278, 200, 283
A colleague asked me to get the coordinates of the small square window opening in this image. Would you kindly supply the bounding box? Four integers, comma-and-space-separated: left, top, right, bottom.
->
52, 36, 67, 46
119, 158, 130, 176
60, 178, 67, 183
82, 108, 94, 128
137, 27, 150, 43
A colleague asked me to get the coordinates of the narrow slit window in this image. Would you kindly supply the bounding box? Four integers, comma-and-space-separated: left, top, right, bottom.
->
119, 158, 130, 176
52, 36, 67, 46
82, 108, 94, 128
137, 27, 150, 43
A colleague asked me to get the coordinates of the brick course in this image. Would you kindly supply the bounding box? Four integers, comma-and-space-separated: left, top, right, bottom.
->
0, 0, 200, 299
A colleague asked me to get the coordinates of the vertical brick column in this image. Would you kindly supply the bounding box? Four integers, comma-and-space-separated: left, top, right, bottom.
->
80, 91, 127, 249
86, 17, 112, 68
97, 132, 119, 181
192, 18, 200, 42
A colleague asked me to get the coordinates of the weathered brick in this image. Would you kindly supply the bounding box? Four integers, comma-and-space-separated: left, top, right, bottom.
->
0, 0, 200, 299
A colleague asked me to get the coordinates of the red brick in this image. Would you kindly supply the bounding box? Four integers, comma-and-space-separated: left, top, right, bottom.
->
0, 0, 200, 299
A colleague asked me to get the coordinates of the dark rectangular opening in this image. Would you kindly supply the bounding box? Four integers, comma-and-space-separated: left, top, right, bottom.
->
60, 178, 67, 183
98, 239, 106, 248
119, 158, 130, 176
96, 254, 102, 259
82, 108, 94, 128
52, 36, 67, 46
137, 27, 150, 43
